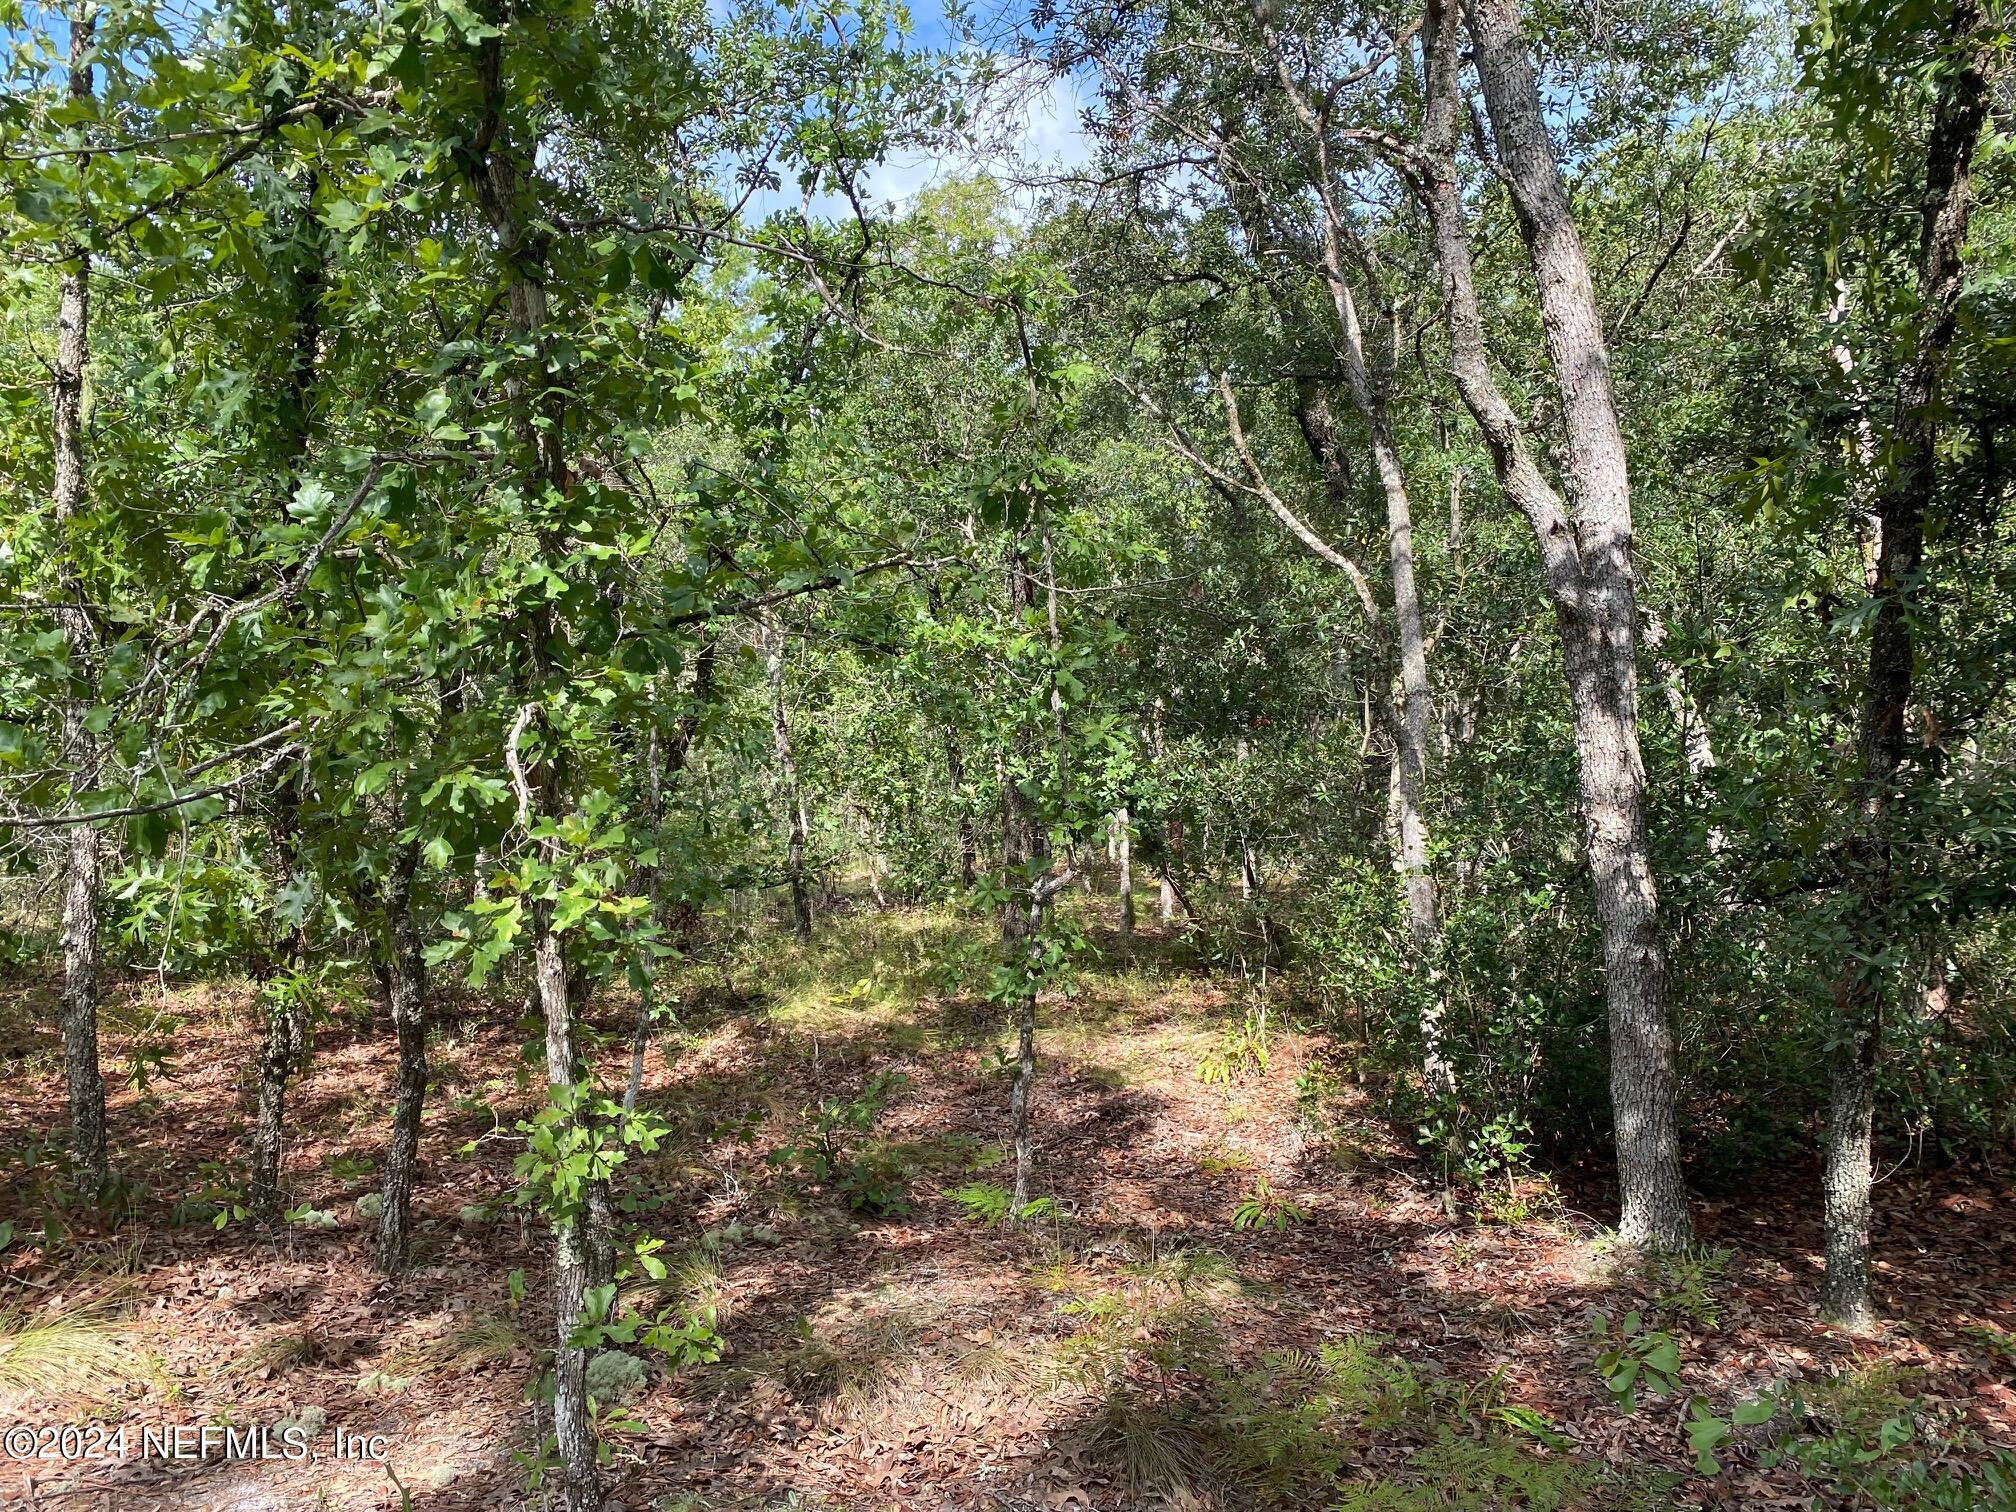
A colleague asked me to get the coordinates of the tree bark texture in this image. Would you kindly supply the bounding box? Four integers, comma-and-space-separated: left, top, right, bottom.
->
374, 841, 428, 1274
1425, 0, 1690, 1246
1228, 122, 1451, 1093
53, 5, 107, 1195
250, 769, 311, 1224
1116, 805, 1134, 937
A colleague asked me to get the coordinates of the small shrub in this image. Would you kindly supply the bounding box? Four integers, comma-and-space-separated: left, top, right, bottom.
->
1588, 1310, 1683, 1413
1636, 1245, 1732, 1330
946, 1181, 1053, 1224
171, 1160, 250, 1230
768, 1071, 913, 1215
1231, 1176, 1309, 1232
1196, 1143, 1256, 1175
1198, 1014, 1270, 1085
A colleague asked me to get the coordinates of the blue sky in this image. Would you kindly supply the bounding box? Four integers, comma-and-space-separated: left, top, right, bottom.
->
734, 0, 1098, 222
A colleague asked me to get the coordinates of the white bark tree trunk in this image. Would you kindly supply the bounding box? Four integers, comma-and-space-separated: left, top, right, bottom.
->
1116, 805, 1134, 938
53, 5, 106, 1196
1422, 0, 1691, 1247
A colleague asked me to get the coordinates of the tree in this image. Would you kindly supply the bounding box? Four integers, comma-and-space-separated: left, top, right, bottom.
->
50, 3, 109, 1197
1417, 0, 1691, 1247
1796, 0, 2001, 1329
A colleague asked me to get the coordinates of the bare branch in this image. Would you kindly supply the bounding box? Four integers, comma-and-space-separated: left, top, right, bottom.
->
0, 742, 302, 830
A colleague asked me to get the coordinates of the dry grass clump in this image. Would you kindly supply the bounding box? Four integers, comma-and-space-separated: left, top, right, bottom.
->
384, 1311, 531, 1377
769, 1304, 923, 1423
0, 1282, 149, 1409
230, 1328, 323, 1378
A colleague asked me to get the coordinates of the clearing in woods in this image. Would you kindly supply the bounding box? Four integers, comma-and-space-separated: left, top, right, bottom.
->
3, 897, 2013, 1511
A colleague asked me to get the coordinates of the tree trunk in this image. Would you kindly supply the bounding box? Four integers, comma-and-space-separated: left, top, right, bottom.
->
1116, 806, 1134, 937
375, 840, 427, 1274
1001, 536, 1045, 1210
52, 6, 106, 1197
1244, 34, 1453, 1090
250, 767, 310, 1224
764, 617, 813, 941
947, 728, 979, 890
1422, 0, 1690, 1247
1821, 0, 1992, 1329
249, 1001, 299, 1224
470, 20, 598, 1504
1304, 190, 1445, 1085
243, 155, 332, 1228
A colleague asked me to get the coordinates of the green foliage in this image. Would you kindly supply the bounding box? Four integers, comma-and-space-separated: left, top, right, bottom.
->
946, 1180, 1013, 1223
1589, 1311, 1685, 1414
946, 1180, 1055, 1224
0, 0, 2012, 1501
171, 1160, 250, 1231
571, 1280, 723, 1373
1197, 1011, 1270, 1085
768, 1070, 913, 1215
1633, 1245, 1734, 1330
1230, 1175, 1309, 1233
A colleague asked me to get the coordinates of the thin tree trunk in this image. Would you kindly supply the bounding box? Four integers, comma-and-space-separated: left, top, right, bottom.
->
1821, 0, 1992, 1330
470, 20, 597, 1504
375, 840, 427, 1274
250, 766, 310, 1224
1247, 29, 1453, 1095
1308, 178, 1444, 1076
249, 997, 300, 1224
52, 5, 106, 1196
1422, 0, 1689, 1247
1001, 536, 1043, 1211
1116, 805, 1134, 937
246, 159, 330, 1229
764, 616, 812, 941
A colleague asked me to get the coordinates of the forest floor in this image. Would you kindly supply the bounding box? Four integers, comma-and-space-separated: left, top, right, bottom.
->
2, 900, 2014, 1511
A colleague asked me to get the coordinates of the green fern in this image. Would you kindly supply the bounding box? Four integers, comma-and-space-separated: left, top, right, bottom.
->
945, 1180, 1014, 1224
